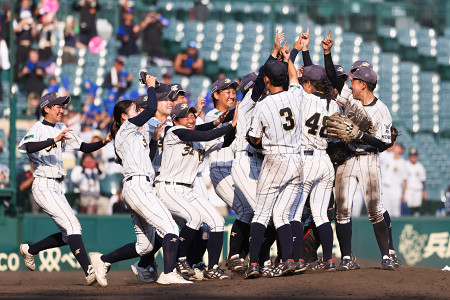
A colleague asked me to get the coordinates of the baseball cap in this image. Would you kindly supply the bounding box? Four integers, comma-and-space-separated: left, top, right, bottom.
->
171, 103, 197, 119
238, 72, 257, 92
265, 60, 288, 84
346, 66, 377, 85
302, 65, 327, 82
40, 92, 71, 111
163, 71, 172, 79
409, 147, 419, 156
133, 95, 149, 108
211, 78, 239, 95
169, 84, 186, 100
187, 41, 197, 49
115, 56, 125, 65
350, 60, 373, 72
335, 65, 346, 77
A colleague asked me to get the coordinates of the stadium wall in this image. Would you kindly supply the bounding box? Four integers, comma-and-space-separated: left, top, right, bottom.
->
0, 215, 449, 272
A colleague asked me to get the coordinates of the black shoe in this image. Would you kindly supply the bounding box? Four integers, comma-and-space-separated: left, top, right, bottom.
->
226, 254, 245, 272
310, 258, 336, 271
337, 256, 360, 271
260, 264, 275, 278
381, 258, 395, 270
244, 263, 260, 279
390, 253, 401, 268
294, 259, 307, 273
176, 257, 195, 276
272, 259, 296, 277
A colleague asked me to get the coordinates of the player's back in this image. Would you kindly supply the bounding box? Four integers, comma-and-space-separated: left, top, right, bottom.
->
253, 88, 302, 155
301, 94, 340, 150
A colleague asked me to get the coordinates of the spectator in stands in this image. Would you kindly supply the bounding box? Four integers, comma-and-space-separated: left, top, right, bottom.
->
174, 41, 204, 76
162, 71, 172, 84
0, 3, 11, 47
71, 152, 108, 215
35, 12, 57, 74
109, 185, 127, 215
17, 49, 46, 96
192, 0, 210, 22
445, 185, 450, 216
0, 137, 4, 152
102, 56, 133, 100
42, 76, 66, 96
13, 0, 37, 80
18, 159, 40, 214
139, 8, 169, 59
0, 163, 9, 189
117, 7, 139, 56
0, 34, 9, 102
25, 92, 40, 118
61, 15, 80, 65
72, 0, 100, 46
405, 148, 427, 216
89, 131, 105, 167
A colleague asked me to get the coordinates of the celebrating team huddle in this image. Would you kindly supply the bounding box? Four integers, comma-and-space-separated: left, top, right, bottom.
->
18, 28, 401, 286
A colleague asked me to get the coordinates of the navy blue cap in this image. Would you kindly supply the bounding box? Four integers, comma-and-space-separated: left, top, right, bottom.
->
265, 60, 288, 84
346, 66, 377, 85
409, 147, 419, 156
211, 78, 239, 95
350, 60, 373, 72
40, 92, 71, 111
169, 84, 186, 100
171, 103, 197, 119
335, 65, 345, 76
238, 72, 257, 92
302, 65, 327, 82
133, 95, 148, 108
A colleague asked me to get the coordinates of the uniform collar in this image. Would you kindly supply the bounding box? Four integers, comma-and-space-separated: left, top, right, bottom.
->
42, 119, 56, 127
363, 97, 378, 107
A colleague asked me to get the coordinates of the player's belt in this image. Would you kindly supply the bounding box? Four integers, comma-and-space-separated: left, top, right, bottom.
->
125, 175, 151, 182
303, 150, 314, 156
47, 176, 64, 182
159, 181, 192, 188
354, 148, 379, 156
247, 151, 264, 159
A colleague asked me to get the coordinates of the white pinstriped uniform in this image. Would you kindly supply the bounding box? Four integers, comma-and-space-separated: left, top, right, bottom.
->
18, 122, 85, 242
156, 125, 224, 232
231, 89, 260, 209
289, 94, 341, 226
335, 84, 392, 224
205, 109, 253, 224
380, 155, 407, 217
248, 84, 304, 229
115, 120, 178, 255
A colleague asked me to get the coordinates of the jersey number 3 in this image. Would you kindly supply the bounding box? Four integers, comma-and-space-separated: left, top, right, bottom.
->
305, 112, 329, 138
279, 107, 295, 131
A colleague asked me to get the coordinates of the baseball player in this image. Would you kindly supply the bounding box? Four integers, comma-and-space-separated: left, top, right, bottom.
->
289, 64, 341, 271
156, 102, 239, 280
89, 74, 192, 286
18, 92, 112, 285
404, 147, 427, 216
205, 77, 254, 271
322, 30, 395, 270
245, 46, 305, 279
380, 143, 407, 217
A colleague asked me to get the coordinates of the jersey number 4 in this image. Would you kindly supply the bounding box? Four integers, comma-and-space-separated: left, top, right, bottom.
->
279, 107, 295, 131
305, 112, 329, 138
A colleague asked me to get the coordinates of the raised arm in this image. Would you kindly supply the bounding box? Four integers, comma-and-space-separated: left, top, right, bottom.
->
128, 74, 158, 127
322, 29, 345, 93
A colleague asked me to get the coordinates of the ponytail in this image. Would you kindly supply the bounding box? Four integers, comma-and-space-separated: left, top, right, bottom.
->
311, 79, 335, 111
110, 100, 135, 140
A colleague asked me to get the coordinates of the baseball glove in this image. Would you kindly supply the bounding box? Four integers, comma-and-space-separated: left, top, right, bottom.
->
390, 124, 399, 144
303, 228, 319, 263
326, 141, 353, 165
326, 113, 363, 142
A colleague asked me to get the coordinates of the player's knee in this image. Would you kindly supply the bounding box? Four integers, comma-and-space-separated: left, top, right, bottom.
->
368, 210, 384, 224
65, 219, 82, 237
136, 240, 154, 256
272, 209, 290, 229
186, 211, 203, 230
238, 210, 253, 224
61, 232, 69, 244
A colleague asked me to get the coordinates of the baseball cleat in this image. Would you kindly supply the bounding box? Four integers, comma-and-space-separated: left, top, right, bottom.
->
89, 253, 110, 287
85, 265, 97, 285
244, 263, 260, 279
226, 254, 245, 272
156, 270, 193, 284
310, 258, 336, 272
176, 257, 195, 276
381, 258, 395, 270
294, 259, 308, 273
190, 261, 207, 281
337, 255, 360, 271
131, 261, 157, 283
272, 259, 296, 277
260, 263, 275, 278
390, 253, 401, 268
204, 264, 232, 280
19, 244, 36, 271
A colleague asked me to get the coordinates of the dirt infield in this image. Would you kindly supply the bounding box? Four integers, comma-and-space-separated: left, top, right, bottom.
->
1, 259, 449, 299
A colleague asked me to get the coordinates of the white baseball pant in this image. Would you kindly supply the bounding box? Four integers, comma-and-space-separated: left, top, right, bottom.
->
382, 185, 402, 217
231, 151, 261, 209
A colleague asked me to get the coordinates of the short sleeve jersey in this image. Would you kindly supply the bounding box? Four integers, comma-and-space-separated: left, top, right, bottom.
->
18, 121, 83, 178
248, 83, 304, 155
114, 120, 154, 179
158, 125, 205, 185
